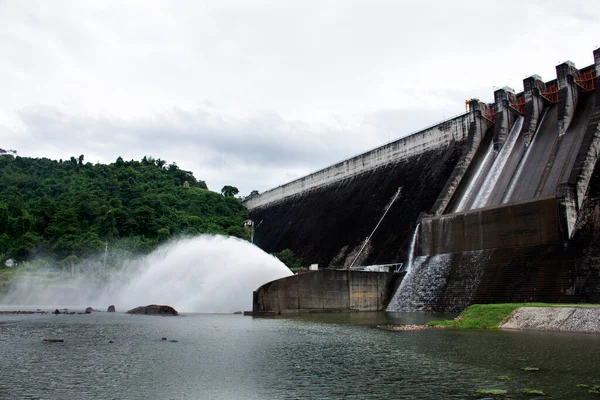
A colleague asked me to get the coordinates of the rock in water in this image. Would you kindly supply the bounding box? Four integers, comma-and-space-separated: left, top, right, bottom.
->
52, 309, 61, 315
85, 307, 93, 314
126, 304, 179, 316
107, 305, 116, 312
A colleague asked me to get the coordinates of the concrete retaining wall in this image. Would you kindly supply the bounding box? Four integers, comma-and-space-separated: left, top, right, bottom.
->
253, 270, 403, 314
501, 307, 600, 333
419, 196, 563, 256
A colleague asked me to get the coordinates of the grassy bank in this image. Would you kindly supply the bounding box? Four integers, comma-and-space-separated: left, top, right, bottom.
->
427, 303, 600, 329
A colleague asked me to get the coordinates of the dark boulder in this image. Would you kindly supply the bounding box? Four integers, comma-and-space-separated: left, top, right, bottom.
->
52, 309, 61, 315
126, 304, 179, 316
107, 305, 116, 312
85, 307, 93, 314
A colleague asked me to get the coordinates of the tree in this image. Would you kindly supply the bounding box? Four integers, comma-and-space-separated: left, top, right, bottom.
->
155, 158, 167, 169
244, 190, 260, 201
0, 149, 17, 157
157, 227, 170, 243
221, 185, 239, 197
273, 249, 303, 271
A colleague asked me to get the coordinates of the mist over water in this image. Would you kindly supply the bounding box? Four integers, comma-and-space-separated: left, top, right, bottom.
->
1, 235, 292, 313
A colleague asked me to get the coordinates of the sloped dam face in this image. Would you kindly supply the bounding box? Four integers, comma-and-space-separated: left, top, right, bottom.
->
249, 51, 600, 313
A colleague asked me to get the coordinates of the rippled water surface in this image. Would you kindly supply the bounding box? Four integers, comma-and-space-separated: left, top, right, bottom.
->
1, 311, 600, 399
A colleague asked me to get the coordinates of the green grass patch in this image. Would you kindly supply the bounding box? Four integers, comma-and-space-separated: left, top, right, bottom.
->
427, 303, 600, 329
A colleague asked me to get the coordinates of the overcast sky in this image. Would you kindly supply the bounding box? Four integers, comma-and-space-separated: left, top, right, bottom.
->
1, 0, 599, 195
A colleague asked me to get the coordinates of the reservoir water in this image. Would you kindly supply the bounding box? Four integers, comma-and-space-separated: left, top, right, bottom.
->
1, 311, 599, 399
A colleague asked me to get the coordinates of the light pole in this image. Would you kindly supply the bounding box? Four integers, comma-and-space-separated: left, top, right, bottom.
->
244, 219, 255, 243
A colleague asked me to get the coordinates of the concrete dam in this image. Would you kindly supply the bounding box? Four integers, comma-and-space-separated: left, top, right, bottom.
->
248, 49, 600, 314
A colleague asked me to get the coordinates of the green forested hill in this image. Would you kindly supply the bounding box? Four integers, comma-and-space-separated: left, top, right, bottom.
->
0, 154, 248, 264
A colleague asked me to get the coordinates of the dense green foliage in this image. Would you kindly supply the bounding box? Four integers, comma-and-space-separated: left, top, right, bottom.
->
273, 248, 303, 271
427, 303, 599, 329
0, 154, 249, 264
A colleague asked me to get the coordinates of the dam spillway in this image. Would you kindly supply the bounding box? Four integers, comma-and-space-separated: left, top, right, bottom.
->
249, 49, 600, 314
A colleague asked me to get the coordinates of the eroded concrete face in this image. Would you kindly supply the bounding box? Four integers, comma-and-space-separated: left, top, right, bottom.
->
249, 142, 465, 268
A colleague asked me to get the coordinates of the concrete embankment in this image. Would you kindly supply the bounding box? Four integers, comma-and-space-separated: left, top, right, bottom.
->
501, 307, 600, 333
253, 270, 403, 314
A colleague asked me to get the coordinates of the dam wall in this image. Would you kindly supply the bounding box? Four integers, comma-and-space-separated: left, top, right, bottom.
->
248, 142, 466, 268
252, 270, 403, 314
247, 100, 491, 269
249, 49, 600, 313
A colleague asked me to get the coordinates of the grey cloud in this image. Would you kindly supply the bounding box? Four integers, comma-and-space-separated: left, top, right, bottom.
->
13, 104, 389, 194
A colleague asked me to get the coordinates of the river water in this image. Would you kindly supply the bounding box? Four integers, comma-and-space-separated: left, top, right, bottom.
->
1, 311, 599, 399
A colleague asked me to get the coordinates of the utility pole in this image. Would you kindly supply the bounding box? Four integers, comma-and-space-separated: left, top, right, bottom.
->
244, 219, 255, 243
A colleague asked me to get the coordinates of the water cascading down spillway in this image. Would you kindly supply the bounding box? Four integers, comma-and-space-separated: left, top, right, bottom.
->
454, 116, 524, 212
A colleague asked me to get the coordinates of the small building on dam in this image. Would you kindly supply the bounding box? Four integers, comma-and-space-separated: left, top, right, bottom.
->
248, 49, 600, 314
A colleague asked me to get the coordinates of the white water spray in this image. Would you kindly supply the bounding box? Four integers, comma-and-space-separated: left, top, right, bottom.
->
386, 253, 453, 312
404, 223, 420, 274
1, 235, 292, 313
